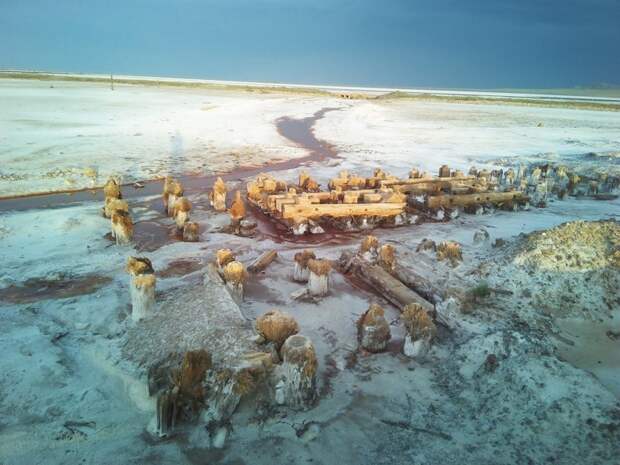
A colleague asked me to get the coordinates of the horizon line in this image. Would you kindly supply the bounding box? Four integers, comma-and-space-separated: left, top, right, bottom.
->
2, 68, 620, 104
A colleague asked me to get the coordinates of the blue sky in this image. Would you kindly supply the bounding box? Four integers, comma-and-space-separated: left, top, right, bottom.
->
1, 0, 619, 89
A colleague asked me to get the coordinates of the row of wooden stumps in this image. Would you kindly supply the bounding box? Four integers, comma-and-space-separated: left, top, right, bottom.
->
162, 176, 199, 241
102, 174, 259, 247
213, 247, 334, 303
209, 176, 258, 236
101, 176, 199, 245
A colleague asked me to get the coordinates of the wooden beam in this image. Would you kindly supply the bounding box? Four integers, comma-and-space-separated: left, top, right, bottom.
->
248, 250, 278, 273
381, 175, 475, 188
281, 202, 405, 220
425, 191, 526, 209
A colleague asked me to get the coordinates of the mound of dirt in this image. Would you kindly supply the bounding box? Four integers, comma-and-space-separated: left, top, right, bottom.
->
476, 220, 620, 321
514, 220, 620, 272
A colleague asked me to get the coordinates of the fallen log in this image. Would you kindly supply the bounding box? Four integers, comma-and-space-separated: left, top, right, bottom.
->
247, 250, 278, 273
340, 251, 454, 329
391, 262, 441, 304
357, 262, 434, 313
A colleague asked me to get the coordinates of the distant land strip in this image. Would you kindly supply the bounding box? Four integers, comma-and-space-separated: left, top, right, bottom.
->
2, 70, 619, 112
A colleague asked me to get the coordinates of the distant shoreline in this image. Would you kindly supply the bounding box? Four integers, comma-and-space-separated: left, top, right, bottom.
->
2, 70, 620, 111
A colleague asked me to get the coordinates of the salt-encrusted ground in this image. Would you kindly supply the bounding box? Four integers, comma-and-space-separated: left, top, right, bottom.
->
0, 79, 331, 196
1, 79, 619, 465
2, 78, 620, 197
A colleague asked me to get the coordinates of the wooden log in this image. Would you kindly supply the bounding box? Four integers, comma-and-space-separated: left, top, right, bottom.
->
380, 175, 475, 188
281, 202, 405, 220
425, 191, 526, 210
348, 257, 434, 313
395, 179, 478, 194
391, 262, 441, 304
340, 252, 453, 328
247, 250, 278, 273
359, 263, 433, 312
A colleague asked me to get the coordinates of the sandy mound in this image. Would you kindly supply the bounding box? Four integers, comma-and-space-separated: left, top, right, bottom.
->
514, 220, 620, 272
478, 220, 620, 321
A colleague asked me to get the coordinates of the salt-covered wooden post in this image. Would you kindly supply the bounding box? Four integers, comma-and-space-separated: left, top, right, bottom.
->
255, 309, 299, 349
377, 244, 396, 271
360, 235, 379, 261
173, 197, 192, 230
130, 275, 156, 321
125, 257, 156, 321
166, 180, 184, 217
298, 170, 320, 192
293, 250, 316, 282
357, 303, 391, 352
416, 238, 436, 252
439, 164, 451, 178
275, 335, 318, 409
409, 168, 421, 179
248, 250, 278, 273
210, 177, 227, 212
103, 177, 122, 199
222, 260, 247, 302
111, 210, 133, 245
182, 222, 199, 242
102, 177, 124, 217
306, 259, 331, 296
229, 191, 245, 233
103, 197, 128, 218
162, 176, 173, 211
401, 303, 436, 358
216, 249, 235, 273
436, 241, 463, 266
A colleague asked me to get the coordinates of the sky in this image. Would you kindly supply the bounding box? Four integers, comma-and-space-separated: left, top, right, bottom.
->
1, 0, 619, 89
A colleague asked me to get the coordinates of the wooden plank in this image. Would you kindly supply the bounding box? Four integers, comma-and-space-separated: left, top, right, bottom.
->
275, 197, 297, 212
425, 191, 525, 209
381, 176, 475, 187
266, 194, 288, 210
247, 250, 278, 273
281, 202, 406, 220
363, 193, 383, 203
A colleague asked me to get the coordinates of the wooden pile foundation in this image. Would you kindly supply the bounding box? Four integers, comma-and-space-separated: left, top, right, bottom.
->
246, 166, 530, 234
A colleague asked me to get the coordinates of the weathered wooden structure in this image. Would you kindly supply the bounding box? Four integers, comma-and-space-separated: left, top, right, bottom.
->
246, 166, 530, 234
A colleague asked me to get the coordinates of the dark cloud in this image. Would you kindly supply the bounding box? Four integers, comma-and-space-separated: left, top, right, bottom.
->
1, 0, 618, 88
